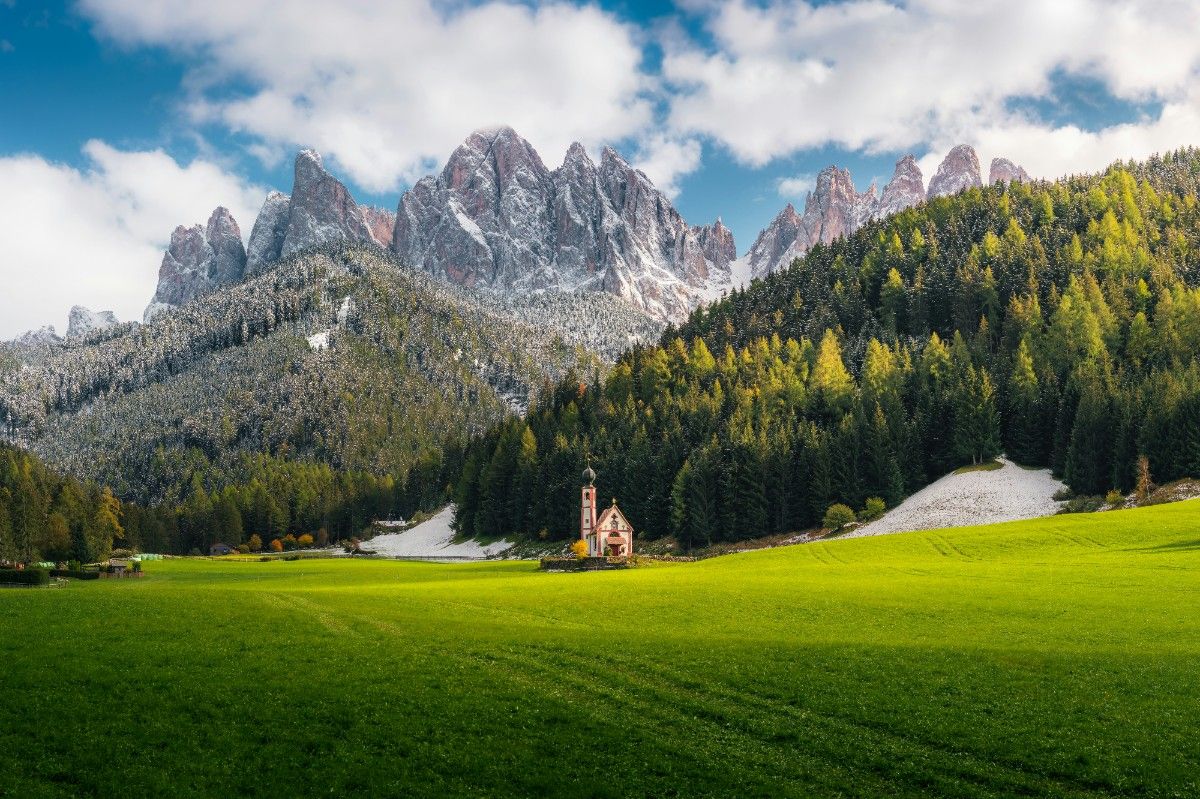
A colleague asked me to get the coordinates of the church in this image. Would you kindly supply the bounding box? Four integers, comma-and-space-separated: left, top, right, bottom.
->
580, 463, 634, 557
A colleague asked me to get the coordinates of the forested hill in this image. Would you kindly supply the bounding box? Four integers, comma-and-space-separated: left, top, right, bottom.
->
452, 147, 1200, 549
0, 246, 660, 509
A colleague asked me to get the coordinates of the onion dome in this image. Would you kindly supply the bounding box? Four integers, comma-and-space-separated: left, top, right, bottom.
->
583, 463, 596, 486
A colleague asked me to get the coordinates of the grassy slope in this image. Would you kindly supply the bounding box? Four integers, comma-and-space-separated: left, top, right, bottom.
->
2, 503, 1198, 798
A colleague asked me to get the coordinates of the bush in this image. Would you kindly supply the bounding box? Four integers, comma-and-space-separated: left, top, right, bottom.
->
111, 548, 134, 559
1053, 487, 1074, 502
0, 569, 50, 586
823, 504, 857, 531
282, 534, 298, 551
236, 544, 250, 554
50, 569, 99, 580
1105, 489, 1124, 506
270, 538, 283, 553
68, 560, 81, 572
569, 539, 589, 559
315, 529, 329, 547
248, 534, 263, 553
132, 561, 142, 573
189, 548, 202, 556
297, 533, 314, 549
859, 497, 887, 522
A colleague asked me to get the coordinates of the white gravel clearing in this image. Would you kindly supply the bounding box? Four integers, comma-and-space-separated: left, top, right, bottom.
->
363, 505, 513, 558
844, 457, 1066, 539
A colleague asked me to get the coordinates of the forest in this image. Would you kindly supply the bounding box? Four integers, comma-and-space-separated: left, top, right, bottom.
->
452, 148, 1200, 548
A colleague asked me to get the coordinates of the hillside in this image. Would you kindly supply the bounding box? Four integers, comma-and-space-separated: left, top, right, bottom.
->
3, 502, 1198, 796
0, 245, 661, 507
447, 148, 1200, 547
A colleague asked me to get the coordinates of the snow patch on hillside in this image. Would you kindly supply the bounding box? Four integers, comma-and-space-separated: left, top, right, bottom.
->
364, 505, 512, 558
845, 457, 1065, 538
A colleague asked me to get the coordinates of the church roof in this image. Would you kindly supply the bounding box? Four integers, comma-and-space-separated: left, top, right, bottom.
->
595, 501, 633, 533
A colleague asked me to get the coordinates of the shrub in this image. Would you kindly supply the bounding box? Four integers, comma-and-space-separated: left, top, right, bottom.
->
68, 560, 81, 571
315, 529, 329, 547
189, 548, 202, 557
1053, 487, 1074, 502
1105, 489, 1124, 507
110, 548, 134, 559
569, 539, 589, 559
282, 534, 298, 551
269, 538, 283, 553
297, 533, 315, 549
248, 534, 263, 553
236, 544, 250, 554
859, 497, 886, 522
132, 561, 142, 573
50, 569, 99, 580
0, 569, 50, 586
823, 504, 857, 531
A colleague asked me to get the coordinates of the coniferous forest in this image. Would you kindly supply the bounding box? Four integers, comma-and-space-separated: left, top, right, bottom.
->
452, 149, 1200, 548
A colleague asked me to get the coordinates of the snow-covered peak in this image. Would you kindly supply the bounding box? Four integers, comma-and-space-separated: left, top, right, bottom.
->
67, 306, 119, 339
927, 144, 982, 199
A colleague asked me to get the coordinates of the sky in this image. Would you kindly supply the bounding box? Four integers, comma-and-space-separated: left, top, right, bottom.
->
2, 0, 1199, 339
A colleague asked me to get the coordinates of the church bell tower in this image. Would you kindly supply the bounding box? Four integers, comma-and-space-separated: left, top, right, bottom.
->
581, 459, 597, 555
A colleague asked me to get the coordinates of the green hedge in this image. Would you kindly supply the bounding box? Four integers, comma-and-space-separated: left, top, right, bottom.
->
0, 569, 50, 586
49, 569, 100, 580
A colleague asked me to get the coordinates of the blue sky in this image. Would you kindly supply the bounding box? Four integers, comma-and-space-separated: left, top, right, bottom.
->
2, 0, 1198, 338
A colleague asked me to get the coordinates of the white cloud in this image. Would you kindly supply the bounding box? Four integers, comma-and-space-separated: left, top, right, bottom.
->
632, 134, 702, 198
0, 142, 263, 339
663, 0, 1200, 177
80, 0, 654, 193
776, 173, 815, 199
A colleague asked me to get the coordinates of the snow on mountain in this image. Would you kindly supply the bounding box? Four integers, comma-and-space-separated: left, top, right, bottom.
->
144, 136, 1027, 322
927, 145, 983, 199
989, 157, 1031, 185
66, 306, 118, 339
746, 146, 1025, 279
145, 207, 247, 321
392, 127, 735, 323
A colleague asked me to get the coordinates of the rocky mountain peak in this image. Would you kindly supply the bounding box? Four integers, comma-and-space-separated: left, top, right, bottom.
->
67, 306, 119, 339
146, 206, 248, 320
246, 191, 291, 275
927, 144, 982, 199
282, 149, 374, 259
875, 155, 925, 219
989, 157, 1031, 185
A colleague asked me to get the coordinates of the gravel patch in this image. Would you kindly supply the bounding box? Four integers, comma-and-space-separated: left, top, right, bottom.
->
844, 457, 1066, 539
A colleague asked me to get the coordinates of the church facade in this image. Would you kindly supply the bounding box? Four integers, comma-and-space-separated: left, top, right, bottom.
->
580, 464, 633, 557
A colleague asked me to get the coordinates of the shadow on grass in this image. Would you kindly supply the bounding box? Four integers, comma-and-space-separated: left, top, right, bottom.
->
1128, 539, 1200, 553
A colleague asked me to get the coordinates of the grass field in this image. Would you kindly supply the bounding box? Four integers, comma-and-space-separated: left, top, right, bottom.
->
3, 502, 1199, 798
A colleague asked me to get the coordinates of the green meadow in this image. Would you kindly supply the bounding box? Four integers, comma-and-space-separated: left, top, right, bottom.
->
2, 502, 1199, 798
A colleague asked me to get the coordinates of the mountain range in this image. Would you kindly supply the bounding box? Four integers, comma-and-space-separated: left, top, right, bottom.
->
136, 130, 1027, 328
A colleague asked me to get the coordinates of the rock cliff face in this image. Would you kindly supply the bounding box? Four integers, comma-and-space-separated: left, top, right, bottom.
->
747, 146, 1027, 278
927, 144, 983, 199
746, 166, 881, 279
874, 155, 925, 220
66, 306, 118, 339
281, 150, 376, 259
145, 207, 247, 320
145, 136, 1028, 321
245, 191, 290, 276
393, 127, 735, 322
989, 157, 1031, 185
